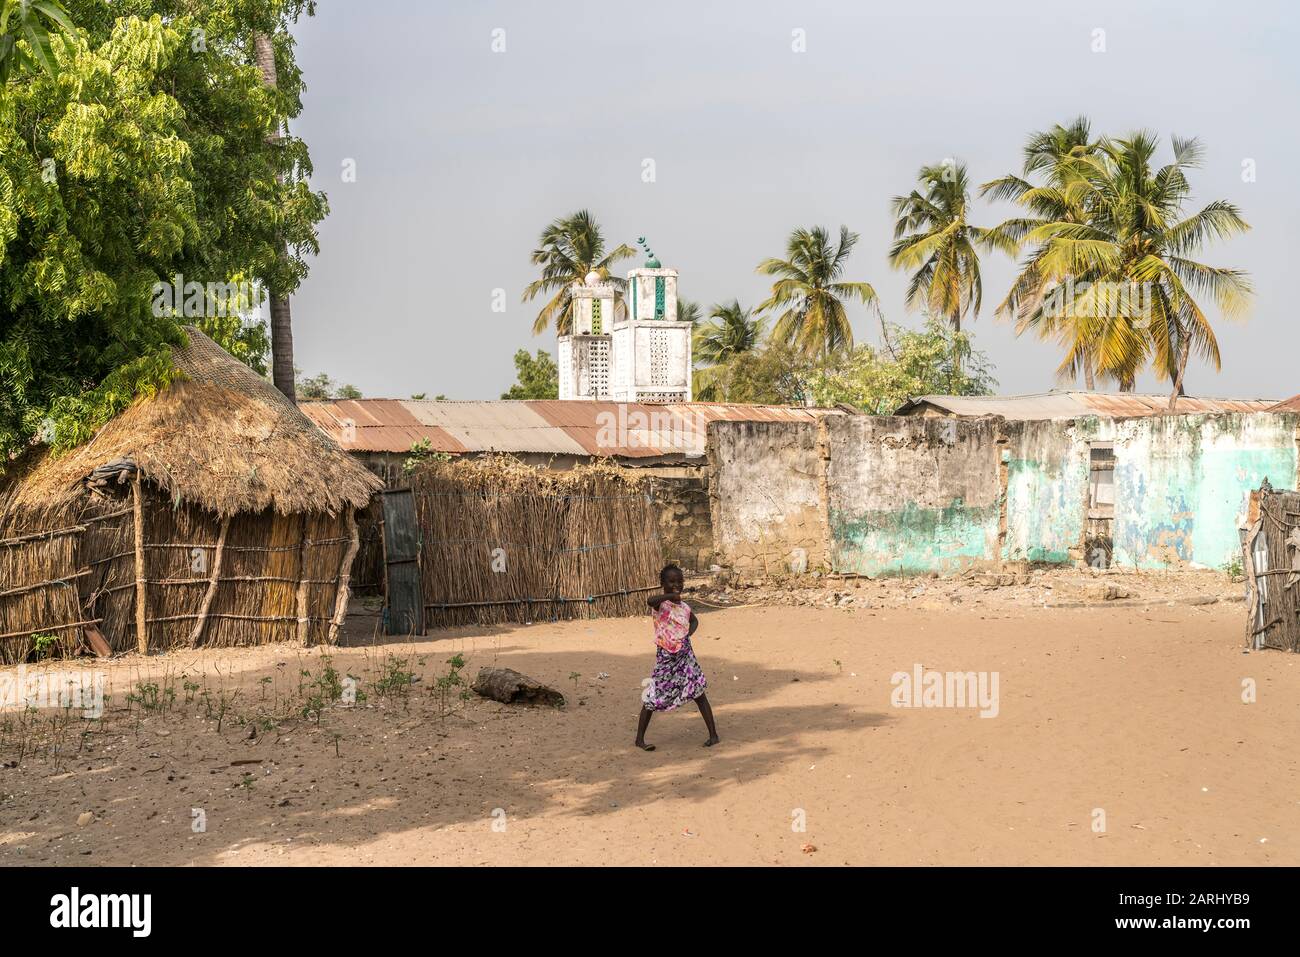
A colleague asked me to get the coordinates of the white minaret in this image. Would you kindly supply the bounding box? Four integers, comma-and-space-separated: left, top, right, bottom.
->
610, 239, 692, 403
557, 270, 615, 400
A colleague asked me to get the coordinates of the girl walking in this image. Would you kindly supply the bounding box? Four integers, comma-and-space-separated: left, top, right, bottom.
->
636, 564, 720, 750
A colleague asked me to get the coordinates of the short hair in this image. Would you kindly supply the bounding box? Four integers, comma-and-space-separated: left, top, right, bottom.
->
659, 563, 684, 586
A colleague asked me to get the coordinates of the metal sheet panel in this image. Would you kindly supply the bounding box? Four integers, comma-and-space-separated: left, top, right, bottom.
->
381, 488, 424, 636
399, 401, 589, 455
304, 399, 843, 457
897, 392, 1279, 420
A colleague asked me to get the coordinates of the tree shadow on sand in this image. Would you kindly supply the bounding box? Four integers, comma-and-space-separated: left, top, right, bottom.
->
1, 625, 891, 865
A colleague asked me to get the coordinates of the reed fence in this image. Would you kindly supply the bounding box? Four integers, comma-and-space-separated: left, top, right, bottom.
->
405, 457, 663, 628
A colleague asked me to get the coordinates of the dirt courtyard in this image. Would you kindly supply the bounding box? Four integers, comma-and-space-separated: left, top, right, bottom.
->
2, 577, 1297, 866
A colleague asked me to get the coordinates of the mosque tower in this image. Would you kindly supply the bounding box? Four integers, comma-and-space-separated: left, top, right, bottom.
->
612, 239, 693, 402
556, 269, 616, 400
557, 239, 693, 403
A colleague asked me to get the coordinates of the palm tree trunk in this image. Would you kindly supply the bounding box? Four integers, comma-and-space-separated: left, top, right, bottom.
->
1168, 332, 1192, 411
950, 310, 962, 388
255, 31, 296, 402
1083, 363, 1095, 391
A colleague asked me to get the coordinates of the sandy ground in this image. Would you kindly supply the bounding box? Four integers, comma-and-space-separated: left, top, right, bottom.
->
1, 572, 1296, 866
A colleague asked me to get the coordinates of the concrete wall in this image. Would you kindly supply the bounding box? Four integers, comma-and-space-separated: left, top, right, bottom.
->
827, 416, 1003, 575
707, 420, 828, 574
710, 411, 1300, 577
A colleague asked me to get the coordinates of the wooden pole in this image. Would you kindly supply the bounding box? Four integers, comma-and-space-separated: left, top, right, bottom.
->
187, 516, 230, 648
295, 516, 311, 645
326, 510, 360, 645
1241, 517, 1262, 651
132, 471, 148, 655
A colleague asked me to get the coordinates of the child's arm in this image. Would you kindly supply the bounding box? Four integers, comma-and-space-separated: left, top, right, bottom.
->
687, 612, 698, 637
647, 593, 668, 611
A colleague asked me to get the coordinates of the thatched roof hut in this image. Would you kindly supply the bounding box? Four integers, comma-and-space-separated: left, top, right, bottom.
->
0, 328, 382, 664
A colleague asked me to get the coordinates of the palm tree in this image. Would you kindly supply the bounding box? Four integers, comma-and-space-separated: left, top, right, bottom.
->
755, 226, 877, 358
982, 118, 1110, 388
0, 0, 76, 82
693, 300, 766, 401
890, 161, 1012, 376
523, 210, 636, 335
253, 30, 298, 401
1002, 132, 1251, 406
676, 298, 703, 326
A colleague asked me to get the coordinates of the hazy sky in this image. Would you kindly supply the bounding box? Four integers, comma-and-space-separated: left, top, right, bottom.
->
286, 0, 1299, 402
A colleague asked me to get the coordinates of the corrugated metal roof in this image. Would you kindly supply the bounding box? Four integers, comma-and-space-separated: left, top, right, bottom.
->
895, 392, 1280, 420
300, 399, 835, 458
1268, 394, 1300, 413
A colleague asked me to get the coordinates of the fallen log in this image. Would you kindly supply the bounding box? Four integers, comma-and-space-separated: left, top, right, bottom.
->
470, 667, 566, 707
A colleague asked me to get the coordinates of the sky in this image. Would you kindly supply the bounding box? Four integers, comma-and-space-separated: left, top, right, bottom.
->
285, 0, 1300, 402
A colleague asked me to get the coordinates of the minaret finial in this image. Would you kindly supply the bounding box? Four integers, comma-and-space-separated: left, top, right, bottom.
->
637, 236, 661, 269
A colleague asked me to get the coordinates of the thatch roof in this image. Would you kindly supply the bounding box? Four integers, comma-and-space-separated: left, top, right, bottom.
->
1, 327, 382, 518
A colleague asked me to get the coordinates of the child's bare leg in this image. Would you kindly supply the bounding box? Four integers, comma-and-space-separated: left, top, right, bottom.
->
635, 707, 655, 751
696, 694, 720, 747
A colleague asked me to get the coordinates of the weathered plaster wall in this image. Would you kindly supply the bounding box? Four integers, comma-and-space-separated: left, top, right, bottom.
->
1004, 412, 1299, 570
648, 475, 714, 571
707, 420, 827, 573
1001, 419, 1092, 564
827, 416, 1003, 575
710, 411, 1299, 578
1109, 412, 1297, 570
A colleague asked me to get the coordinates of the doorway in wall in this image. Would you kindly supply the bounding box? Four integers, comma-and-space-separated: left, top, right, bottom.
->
1085, 442, 1115, 568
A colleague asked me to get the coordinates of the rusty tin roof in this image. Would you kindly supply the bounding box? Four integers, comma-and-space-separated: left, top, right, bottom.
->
299, 399, 836, 459
894, 391, 1280, 420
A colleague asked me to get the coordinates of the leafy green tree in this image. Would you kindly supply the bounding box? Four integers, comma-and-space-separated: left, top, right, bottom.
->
692, 300, 766, 401
890, 161, 1013, 377
522, 210, 636, 335
295, 372, 360, 400
0, 1, 325, 460
720, 342, 820, 406
0, 0, 76, 81
756, 225, 877, 358
808, 317, 997, 413
501, 349, 558, 400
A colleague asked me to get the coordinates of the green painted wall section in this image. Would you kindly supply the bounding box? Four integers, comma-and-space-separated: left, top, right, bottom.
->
1002, 454, 1084, 565
830, 500, 1000, 576
1114, 446, 1296, 570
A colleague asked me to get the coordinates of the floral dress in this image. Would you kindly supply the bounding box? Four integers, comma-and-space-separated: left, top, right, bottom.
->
643, 599, 707, 711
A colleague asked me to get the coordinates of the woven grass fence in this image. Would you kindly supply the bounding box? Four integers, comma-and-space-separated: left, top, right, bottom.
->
350, 497, 385, 596
0, 484, 358, 665
0, 505, 126, 665
408, 457, 663, 628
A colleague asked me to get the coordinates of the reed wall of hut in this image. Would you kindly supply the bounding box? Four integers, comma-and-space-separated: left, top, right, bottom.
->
0, 327, 381, 663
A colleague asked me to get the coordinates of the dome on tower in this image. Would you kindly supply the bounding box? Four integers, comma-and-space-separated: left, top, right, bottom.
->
584, 270, 602, 286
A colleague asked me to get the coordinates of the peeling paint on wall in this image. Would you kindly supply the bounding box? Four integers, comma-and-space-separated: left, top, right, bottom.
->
709, 410, 1299, 577
826, 417, 1002, 575
1002, 420, 1089, 564
1109, 414, 1297, 570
